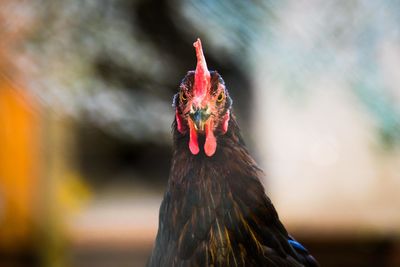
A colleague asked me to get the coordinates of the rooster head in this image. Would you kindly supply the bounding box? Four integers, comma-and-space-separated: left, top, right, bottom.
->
173, 38, 232, 157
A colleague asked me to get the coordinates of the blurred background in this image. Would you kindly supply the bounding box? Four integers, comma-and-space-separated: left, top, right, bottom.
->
0, 0, 399, 266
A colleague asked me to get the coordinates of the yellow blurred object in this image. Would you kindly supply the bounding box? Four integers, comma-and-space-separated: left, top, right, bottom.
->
56, 171, 91, 215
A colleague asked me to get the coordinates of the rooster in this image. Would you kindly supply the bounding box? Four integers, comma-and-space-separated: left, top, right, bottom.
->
147, 39, 319, 267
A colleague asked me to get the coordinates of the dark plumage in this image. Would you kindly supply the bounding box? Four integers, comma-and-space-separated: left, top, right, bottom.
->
147, 39, 319, 267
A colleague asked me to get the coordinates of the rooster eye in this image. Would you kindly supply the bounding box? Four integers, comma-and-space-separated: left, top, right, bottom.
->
217, 92, 225, 103
180, 91, 187, 102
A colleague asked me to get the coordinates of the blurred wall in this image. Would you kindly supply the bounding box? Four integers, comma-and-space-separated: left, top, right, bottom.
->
252, 0, 400, 236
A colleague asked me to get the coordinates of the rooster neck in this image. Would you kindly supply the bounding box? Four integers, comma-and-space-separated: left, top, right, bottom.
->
166, 114, 266, 228
155, 115, 274, 264
170, 114, 261, 187
149, 115, 286, 266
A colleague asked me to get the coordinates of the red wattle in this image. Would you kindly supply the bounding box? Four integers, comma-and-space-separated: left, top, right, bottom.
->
204, 121, 217, 157
189, 121, 199, 155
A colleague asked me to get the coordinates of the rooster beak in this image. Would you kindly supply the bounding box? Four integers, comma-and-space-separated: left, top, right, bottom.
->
189, 107, 211, 132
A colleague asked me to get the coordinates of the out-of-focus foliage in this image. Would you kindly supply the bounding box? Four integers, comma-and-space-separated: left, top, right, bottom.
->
15, 0, 400, 149
177, 1, 277, 71
24, 0, 175, 143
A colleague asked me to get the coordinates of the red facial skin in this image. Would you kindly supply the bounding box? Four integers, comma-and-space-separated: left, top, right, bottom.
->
222, 110, 230, 134
176, 82, 230, 157
176, 109, 184, 133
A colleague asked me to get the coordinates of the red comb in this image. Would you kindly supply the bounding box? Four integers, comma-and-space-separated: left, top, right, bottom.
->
193, 38, 210, 98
